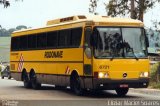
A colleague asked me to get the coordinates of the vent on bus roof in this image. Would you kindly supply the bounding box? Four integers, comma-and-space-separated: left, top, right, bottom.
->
78, 15, 86, 19
46, 15, 87, 26
60, 16, 74, 22
102, 16, 109, 18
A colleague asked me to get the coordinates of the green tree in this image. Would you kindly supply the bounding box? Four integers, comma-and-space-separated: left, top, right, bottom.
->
16, 25, 27, 30
0, 0, 10, 8
0, 25, 27, 36
105, 0, 160, 22
0, 28, 9, 36
89, 0, 99, 15
89, 0, 160, 22
8, 28, 16, 35
0, 0, 22, 8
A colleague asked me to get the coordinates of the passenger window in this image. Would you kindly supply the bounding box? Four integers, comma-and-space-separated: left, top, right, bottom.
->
71, 28, 82, 47
28, 34, 37, 49
11, 37, 20, 51
47, 31, 58, 48
58, 30, 71, 47
37, 33, 47, 49
19, 36, 28, 50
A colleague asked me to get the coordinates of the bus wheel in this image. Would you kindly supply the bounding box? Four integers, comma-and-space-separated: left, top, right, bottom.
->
115, 88, 129, 97
30, 72, 41, 90
1, 76, 4, 79
22, 72, 31, 88
71, 73, 83, 95
8, 75, 11, 79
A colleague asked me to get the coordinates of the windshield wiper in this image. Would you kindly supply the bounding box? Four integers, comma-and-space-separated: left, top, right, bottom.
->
110, 55, 115, 61
129, 48, 139, 60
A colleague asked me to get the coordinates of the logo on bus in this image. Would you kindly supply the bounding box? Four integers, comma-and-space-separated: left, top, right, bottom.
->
123, 73, 127, 78
44, 51, 63, 58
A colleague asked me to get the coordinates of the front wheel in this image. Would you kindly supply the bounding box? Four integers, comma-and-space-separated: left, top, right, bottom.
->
70, 73, 83, 95
116, 88, 129, 97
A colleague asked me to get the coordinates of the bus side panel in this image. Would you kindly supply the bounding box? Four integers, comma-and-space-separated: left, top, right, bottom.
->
10, 48, 84, 86
56, 63, 84, 86
10, 62, 21, 81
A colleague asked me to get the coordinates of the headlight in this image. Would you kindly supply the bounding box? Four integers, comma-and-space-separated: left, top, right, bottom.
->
104, 73, 109, 78
144, 72, 149, 77
98, 72, 104, 78
98, 72, 109, 78
140, 72, 149, 77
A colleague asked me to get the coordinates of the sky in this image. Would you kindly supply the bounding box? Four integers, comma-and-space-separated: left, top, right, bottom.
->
0, 0, 159, 29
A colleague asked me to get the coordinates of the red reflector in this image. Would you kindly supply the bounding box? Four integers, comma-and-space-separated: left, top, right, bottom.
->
120, 84, 128, 88
94, 72, 98, 78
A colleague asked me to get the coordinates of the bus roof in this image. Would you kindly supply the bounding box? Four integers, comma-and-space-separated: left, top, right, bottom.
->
12, 15, 144, 36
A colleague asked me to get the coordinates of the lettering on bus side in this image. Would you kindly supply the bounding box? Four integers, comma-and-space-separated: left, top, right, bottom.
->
99, 65, 110, 70
44, 51, 63, 58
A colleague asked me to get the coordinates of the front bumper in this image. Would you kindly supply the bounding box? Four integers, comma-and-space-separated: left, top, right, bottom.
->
92, 78, 149, 90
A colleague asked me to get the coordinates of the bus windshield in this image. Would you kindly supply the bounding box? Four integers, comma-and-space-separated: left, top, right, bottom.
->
94, 27, 147, 59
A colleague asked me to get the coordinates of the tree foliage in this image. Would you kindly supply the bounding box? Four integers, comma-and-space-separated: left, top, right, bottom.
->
0, 0, 22, 8
89, 0, 160, 21
0, 25, 27, 36
16, 25, 27, 30
105, 0, 160, 21
89, 0, 99, 15
0, 0, 10, 8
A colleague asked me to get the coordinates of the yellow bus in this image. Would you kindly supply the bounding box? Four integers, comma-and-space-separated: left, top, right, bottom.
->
10, 15, 150, 96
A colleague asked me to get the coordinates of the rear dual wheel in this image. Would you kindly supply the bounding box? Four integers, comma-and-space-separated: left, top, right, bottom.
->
8, 75, 11, 79
22, 72, 31, 88
30, 72, 41, 90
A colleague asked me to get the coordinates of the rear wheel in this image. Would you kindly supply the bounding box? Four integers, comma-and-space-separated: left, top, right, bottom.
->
116, 88, 129, 97
70, 73, 83, 95
30, 72, 41, 90
8, 75, 11, 79
22, 72, 31, 88
1, 76, 4, 79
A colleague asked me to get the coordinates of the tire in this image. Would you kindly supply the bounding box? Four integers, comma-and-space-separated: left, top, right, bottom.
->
1, 76, 4, 79
116, 88, 129, 97
8, 75, 11, 79
22, 72, 31, 88
30, 72, 41, 90
70, 73, 83, 95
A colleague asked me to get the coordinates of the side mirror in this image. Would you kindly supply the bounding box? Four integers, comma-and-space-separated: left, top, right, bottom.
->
145, 36, 149, 48
90, 35, 94, 47
144, 29, 149, 48
90, 34, 97, 47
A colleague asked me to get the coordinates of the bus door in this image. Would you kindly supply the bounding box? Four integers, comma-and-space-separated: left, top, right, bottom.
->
83, 27, 93, 89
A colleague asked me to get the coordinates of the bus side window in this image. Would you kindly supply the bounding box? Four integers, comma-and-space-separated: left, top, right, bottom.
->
11, 37, 20, 51
85, 27, 92, 59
